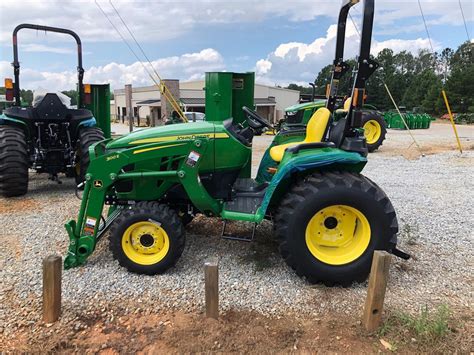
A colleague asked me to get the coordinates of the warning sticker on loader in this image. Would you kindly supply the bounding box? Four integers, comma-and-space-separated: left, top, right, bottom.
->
83, 217, 97, 236
185, 151, 201, 167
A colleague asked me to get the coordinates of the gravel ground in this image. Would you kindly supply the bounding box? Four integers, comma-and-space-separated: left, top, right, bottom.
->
1, 123, 473, 336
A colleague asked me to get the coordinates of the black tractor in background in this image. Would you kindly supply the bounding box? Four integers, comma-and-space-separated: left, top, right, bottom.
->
0, 24, 104, 197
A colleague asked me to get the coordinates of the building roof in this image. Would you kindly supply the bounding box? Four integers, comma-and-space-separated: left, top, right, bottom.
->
136, 99, 161, 106
180, 97, 276, 107
255, 97, 276, 106
181, 97, 204, 105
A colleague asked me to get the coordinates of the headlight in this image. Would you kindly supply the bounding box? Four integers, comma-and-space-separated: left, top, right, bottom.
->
286, 111, 297, 116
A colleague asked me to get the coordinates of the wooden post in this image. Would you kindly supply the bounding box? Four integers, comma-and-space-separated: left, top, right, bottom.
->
204, 258, 219, 319
362, 251, 391, 332
125, 84, 133, 132
43, 255, 62, 323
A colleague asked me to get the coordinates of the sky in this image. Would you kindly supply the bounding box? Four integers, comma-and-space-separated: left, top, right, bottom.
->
0, 0, 472, 92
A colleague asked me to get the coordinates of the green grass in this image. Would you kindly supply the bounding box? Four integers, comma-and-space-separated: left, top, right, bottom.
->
379, 304, 453, 346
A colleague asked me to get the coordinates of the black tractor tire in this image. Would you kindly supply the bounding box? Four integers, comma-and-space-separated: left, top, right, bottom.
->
109, 202, 186, 275
0, 126, 29, 197
274, 171, 398, 286
361, 112, 387, 152
75, 127, 104, 184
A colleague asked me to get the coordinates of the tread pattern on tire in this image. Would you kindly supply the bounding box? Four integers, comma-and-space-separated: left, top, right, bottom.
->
109, 201, 186, 275
362, 112, 387, 152
274, 171, 398, 286
76, 127, 104, 183
0, 126, 29, 197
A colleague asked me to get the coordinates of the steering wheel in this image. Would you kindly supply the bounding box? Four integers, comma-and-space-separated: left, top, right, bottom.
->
242, 106, 274, 130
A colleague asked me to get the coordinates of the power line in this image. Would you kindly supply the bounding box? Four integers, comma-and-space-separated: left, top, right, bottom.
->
94, 0, 186, 122
348, 13, 361, 39
458, 0, 471, 42
417, 0, 435, 54
108, 0, 186, 121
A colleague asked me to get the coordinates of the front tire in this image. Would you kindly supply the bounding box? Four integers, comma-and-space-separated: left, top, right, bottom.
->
75, 127, 104, 184
274, 171, 398, 286
0, 126, 29, 197
362, 112, 387, 152
109, 202, 185, 274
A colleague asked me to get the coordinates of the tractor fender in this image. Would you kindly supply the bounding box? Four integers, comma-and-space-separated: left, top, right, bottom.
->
0, 113, 30, 137
75, 117, 97, 135
256, 148, 367, 219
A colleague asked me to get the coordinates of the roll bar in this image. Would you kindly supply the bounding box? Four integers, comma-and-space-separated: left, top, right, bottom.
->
325, 0, 378, 135
12, 24, 85, 107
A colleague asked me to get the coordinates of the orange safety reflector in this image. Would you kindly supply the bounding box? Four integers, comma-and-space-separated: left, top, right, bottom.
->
84, 84, 91, 94
325, 84, 330, 99
5, 78, 13, 89
267, 167, 278, 174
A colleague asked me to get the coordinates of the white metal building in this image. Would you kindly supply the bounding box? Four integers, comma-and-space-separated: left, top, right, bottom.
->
113, 80, 299, 125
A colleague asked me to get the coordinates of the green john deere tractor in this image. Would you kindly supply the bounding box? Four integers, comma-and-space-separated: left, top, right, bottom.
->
64, 0, 408, 286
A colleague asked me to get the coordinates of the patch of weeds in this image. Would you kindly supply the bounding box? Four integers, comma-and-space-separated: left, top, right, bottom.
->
400, 219, 420, 246
379, 304, 454, 348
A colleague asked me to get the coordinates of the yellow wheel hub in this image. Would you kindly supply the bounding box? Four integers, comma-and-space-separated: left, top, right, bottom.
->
305, 205, 371, 265
121, 221, 170, 265
363, 120, 382, 145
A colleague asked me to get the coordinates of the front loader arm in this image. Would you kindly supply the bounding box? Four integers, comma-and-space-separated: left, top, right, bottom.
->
64, 137, 218, 269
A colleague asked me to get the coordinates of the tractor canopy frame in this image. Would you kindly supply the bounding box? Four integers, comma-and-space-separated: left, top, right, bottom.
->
326, 0, 378, 135
12, 24, 85, 108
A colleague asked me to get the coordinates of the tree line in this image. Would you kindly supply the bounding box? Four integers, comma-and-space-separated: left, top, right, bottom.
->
287, 41, 473, 115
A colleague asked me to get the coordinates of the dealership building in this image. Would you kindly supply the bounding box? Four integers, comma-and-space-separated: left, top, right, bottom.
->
113, 80, 300, 126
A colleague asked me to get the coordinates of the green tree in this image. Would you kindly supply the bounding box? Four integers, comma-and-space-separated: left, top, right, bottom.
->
20, 89, 33, 106
61, 90, 78, 106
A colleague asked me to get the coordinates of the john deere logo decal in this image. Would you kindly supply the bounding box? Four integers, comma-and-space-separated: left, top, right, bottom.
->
93, 180, 103, 188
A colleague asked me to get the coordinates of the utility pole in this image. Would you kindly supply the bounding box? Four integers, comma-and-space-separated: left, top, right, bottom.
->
125, 84, 133, 132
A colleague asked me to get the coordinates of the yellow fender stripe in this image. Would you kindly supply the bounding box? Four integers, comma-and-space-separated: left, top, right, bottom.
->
133, 143, 186, 154
129, 132, 229, 145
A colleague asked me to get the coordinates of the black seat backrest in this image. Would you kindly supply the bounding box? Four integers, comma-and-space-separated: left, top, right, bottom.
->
33, 93, 70, 121
328, 117, 347, 147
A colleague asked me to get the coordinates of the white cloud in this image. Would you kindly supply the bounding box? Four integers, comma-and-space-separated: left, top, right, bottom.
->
254, 23, 439, 86
0, 48, 224, 91
22, 44, 74, 54
0, 1, 471, 44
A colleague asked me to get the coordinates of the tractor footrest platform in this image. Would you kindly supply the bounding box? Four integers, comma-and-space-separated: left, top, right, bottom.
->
224, 194, 264, 214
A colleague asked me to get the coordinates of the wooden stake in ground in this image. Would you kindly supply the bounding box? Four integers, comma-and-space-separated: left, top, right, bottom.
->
362, 251, 391, 332
43, 255, 62, 323
204, 258, 219, 319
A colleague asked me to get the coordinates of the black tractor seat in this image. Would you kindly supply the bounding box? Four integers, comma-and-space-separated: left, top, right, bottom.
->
3, 93, 94, 134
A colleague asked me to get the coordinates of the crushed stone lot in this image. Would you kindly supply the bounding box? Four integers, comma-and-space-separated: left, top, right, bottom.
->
1, 123, 473, 350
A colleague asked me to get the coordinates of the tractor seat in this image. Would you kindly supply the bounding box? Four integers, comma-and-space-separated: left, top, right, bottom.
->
269, 107, 331, 162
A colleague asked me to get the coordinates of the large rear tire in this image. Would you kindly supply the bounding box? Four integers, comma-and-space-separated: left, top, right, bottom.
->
0, 126, 29, 197
75, 127, 104, 184
362, 112, 387, 152
109, 202, 186, 275
274, 171, 398, 286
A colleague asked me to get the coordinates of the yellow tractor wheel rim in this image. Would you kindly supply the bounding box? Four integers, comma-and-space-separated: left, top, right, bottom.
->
363, 119, 382, 145
121, 221, 170, 265
305, 205, 371, 265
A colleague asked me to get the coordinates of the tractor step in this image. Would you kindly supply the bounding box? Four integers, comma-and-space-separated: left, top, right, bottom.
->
221, 219, 256, 242
224, 194, 264, 214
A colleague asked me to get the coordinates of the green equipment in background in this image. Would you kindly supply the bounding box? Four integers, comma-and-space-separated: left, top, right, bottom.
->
383, 110, 434, 130
64, 0, 409, 286
84, 84, 112, 139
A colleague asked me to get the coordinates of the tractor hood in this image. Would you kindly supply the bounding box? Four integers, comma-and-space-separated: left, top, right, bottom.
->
285, 100, 326, 113
107, 121, 218, 149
